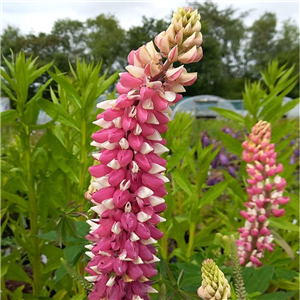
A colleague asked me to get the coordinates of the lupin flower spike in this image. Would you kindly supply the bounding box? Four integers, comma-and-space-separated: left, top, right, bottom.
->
236, 120, 289, 267
85, 7, 202, 300
197, 259, 231, 300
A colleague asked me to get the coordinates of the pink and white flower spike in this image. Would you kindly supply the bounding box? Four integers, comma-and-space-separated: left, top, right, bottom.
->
84, 7, 203, 300
237, 120, 289, 267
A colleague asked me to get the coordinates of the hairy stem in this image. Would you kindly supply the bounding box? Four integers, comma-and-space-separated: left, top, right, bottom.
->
230, 236, 247, 300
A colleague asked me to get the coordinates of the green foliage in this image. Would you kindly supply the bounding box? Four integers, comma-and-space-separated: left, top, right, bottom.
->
1, 1, 299, 98
1, 52, 117, 299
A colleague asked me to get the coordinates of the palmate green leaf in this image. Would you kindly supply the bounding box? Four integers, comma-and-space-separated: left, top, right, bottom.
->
210, 107, 245, 124
41, 244, 63, 275
1, 81, 17, 101
5, 263, 33, 284
64, 245, 85, 267
166, 144, 189, 172
271, 230, 294, 259
196, 144, 220, 190
271, 120, 296, 143
275, 135, 295, 153
269, 218, 299, 232
1, 61, 15, 86
274, 277, 299, 290
95, 70, 119, 98
275, 268, 299, 281
1, 109, 19, 125
167, 215, 189, 253
172, 169, 193, 196
12, 285, 25, 300
28, 60, 53, 85
242, 81, 265, 116
25, 77, 53, 107
285, 192, 300, 214
267, 98, 299, 124
48, 70, 82, 108
70, 296, 87, 300
198, 180, 228, 209
38, 98, 80, 131
193, 223, 217, 247
1, 190, 28, 212
46, 131, 79, 183
243, 266, 274, 294
218, 131, 243, 157
24, 98, 40, 126
1, 212, 9, 236
0, 255, 10, 277
28, 117, 57, 130
223, 172, 246, 203
258, 291, 297, 300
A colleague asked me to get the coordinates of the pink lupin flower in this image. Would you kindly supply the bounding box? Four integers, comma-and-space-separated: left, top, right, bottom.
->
236, 120, 290, 267
85, 7, 202, 300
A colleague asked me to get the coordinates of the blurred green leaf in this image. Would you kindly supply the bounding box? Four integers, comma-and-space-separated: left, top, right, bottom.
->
12, 285, 25, 300
48, 70, 82, 108
243, 266, 274, 294
259, 291, 296, 300
1, 190, 28, 212
269, 218, 299, 232
172, 169, 193, 196
218, 131, 243, 157
64, 245, 85, 267
1, 109, 19, 125
198, 180, 228, 209
210, 107, 245, 124
6, 263, 33, 284
38, 98, 80, 131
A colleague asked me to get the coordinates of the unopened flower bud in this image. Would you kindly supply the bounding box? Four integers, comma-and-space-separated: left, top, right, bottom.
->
197, 259, 231, 300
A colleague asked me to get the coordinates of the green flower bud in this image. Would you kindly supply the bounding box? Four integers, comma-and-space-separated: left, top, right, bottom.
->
197, 259, 231, 300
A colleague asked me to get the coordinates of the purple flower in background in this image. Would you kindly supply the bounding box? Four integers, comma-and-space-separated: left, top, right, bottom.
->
219, 153, 229, 166
228, 166, 236, 178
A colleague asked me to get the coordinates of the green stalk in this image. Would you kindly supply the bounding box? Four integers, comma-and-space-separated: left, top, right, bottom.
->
22, 132, 41, 295
64, 126, 72, 203
161, 223, 168, 260
187, 222, 196, 258
177, 192, 183, 215
78, 116, 88, 294
79, 118, 87, 210
1, 277, 8, 300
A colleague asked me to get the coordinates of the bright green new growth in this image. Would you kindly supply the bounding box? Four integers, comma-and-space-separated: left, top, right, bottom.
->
197, 259, 231, 300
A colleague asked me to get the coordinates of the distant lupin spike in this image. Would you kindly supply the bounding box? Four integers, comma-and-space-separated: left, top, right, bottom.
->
236, 120, 289, 267
84, 7, 203, 300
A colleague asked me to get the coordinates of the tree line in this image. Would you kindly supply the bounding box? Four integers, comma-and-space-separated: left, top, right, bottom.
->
2, 1, 299, 99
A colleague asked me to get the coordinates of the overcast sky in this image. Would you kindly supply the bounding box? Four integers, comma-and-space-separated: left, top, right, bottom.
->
1, 1, 299, 35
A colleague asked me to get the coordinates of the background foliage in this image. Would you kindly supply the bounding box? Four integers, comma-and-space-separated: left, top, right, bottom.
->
1, 1, 299, 99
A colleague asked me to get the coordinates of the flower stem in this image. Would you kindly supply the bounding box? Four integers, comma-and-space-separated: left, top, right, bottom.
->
23, 132, 41, 295
78, 116, 88, 294
161, 223, 168, 260
178, 192, 182, 215
79, 118, 87, 211
1, 277, 8, 300
187, 222, 196, 258
230, 236, 247, 300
